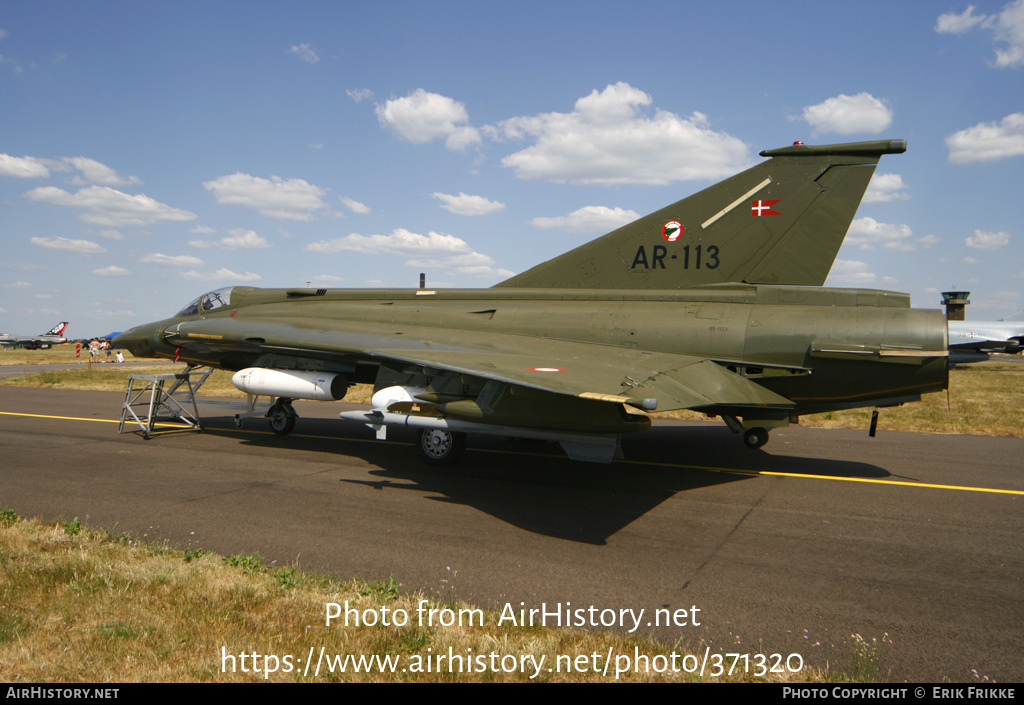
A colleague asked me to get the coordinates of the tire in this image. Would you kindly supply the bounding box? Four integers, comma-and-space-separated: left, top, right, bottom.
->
267, 402, 296, 436
743, 427, 769, 449
418, 428, 467, 466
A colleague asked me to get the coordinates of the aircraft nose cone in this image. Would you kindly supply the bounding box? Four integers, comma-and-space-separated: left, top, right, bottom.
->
113, 324, 159, 356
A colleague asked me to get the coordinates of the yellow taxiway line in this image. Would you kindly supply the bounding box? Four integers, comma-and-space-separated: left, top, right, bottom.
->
2, 410, 1022, 497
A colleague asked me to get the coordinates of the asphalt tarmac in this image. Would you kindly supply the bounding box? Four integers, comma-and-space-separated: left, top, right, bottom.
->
1, 387, 1021, 682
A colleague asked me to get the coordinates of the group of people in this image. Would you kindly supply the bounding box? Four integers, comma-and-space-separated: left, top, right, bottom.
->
87, 338, 124, 363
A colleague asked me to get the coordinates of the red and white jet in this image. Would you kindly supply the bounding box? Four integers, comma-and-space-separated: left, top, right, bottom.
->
0, 321, 69, 350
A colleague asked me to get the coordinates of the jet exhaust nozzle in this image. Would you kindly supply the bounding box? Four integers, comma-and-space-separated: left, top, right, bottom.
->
231, 367, 348, 401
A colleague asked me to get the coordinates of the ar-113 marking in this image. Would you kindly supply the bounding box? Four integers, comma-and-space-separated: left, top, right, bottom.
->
631, 244, 720, 270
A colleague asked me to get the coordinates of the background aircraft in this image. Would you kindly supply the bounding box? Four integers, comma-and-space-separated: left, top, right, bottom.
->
115, 140, 948, 464
948, 312, 1024, 364
0, 322, 69, 350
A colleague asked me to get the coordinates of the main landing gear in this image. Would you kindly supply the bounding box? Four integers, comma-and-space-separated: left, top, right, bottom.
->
232, 395, 299, 434
418, 428, 467, 466
742, 426, 770, 449
720, 414, 772, 450
267, 398, 297, 436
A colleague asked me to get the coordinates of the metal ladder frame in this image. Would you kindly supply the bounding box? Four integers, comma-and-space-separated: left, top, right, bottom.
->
118, 365, 213, 439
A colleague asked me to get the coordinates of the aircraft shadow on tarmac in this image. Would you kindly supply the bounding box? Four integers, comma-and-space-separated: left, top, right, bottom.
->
202, 415, 890, 545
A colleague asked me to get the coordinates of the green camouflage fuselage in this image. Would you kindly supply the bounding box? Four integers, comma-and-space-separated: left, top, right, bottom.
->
117, 284, 947, 432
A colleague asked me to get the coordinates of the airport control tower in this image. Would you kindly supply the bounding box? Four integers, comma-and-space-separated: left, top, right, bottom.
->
941, 291, 970, 321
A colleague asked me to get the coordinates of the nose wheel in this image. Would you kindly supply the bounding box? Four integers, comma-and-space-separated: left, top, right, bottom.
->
418, 428, 466, 466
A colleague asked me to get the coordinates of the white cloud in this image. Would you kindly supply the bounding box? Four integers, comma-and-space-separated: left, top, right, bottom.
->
304, 275, 346, 285
488, 82, 750, 185
828, 259, 879, 285
287, 43, 319, 64
431, 192, 506, 216
304, 228, 509, 279
405, 251, 515, 279
188, 228, 271, 250
376, 89, 482, 150
863, 173, 910, 203
203, 173, 329, 220
347, 88, 374, 103
340, 197, 371, 215
799, 93, 893, 135
93, 265, 130, 277
305, 228, 471, 256
62, 157, 140, 186
845, 217, 937, 251
0, 153, 50, 178
965, 229, 1010, 249
140, 253, 204, 267
936, 0, 1024, 67
4, 281, 32, 289
30, 236, 107, 256
1, 153, 139, 184
95, 309, 137, 319
181, 269, 262, 282
23, 185, 196, 227
946, 112, 1024, 162
530, 206, 640, 235
992, 0, 1024, 67
445, 127, 483, 151
936, 5, 991, 33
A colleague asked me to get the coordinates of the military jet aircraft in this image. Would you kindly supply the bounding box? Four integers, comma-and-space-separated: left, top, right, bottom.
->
0, 322, 69, 350
115, 139, 948, 464
948, 312, 1024, 364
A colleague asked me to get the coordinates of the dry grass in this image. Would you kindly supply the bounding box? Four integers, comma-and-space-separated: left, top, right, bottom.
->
797, 359, 1023, 437
0, 347, 379, 402
0, 514, 880, 683
0, 344, 105, 366
651, 358, 1024, 438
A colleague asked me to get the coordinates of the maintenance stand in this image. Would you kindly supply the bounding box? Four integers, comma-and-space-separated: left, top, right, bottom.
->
119, 365, 213, 439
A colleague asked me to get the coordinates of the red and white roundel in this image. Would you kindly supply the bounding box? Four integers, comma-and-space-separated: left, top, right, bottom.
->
662, 221, 683, 242
527, 367, 566, 373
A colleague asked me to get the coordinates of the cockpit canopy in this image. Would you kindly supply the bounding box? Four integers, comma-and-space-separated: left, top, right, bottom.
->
176, 287, 236, 316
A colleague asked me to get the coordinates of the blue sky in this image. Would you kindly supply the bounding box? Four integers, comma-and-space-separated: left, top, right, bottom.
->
2, 1, 1023, 338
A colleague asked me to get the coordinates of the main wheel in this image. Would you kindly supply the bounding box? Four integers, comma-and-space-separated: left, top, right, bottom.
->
418, 428, 466, 466
742, 427, 769, 449
267, 401, 296, 436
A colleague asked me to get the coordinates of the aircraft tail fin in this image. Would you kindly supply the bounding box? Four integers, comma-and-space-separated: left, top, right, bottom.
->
45, 322, 69, 336
495, 139, 906, 289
